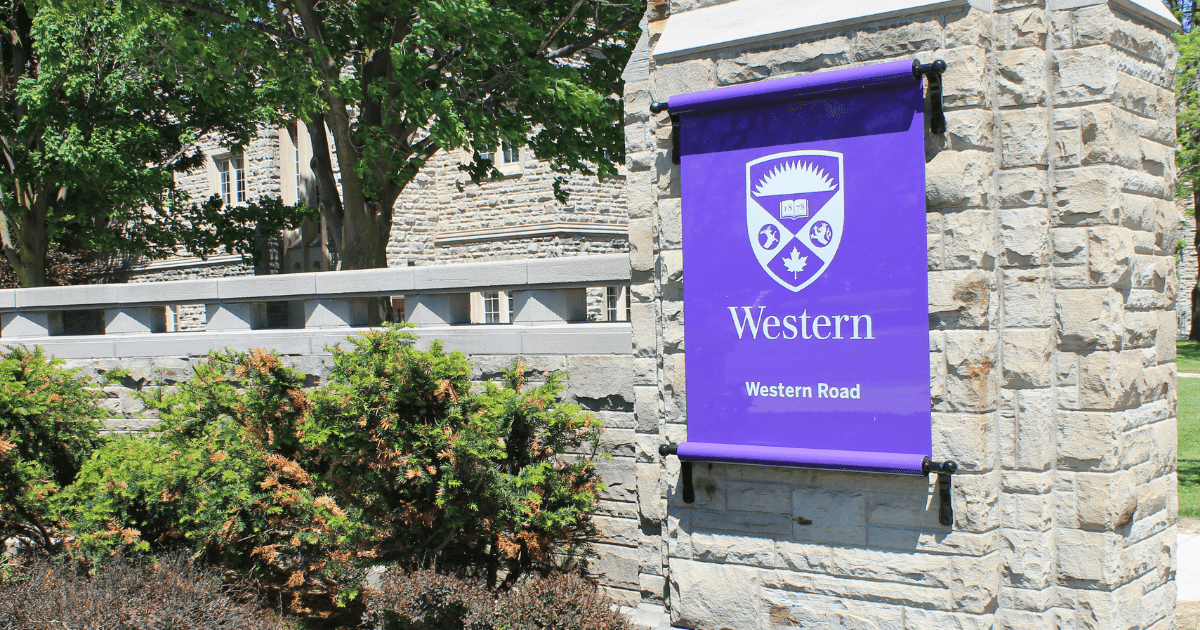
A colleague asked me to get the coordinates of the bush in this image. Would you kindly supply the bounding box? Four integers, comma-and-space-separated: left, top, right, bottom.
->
0, 346, 108, 554
54, 325, 607, 625
0, 552, 289, 629
365, 568, 630, 630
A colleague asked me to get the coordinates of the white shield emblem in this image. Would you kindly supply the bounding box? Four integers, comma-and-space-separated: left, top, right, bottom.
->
746, 150, 844, 292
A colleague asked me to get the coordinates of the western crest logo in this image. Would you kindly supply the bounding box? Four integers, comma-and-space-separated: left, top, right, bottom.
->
746, 150, 844, 292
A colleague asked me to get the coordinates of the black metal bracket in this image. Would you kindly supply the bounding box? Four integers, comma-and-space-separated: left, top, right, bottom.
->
922, 457, 958, 526
659, 444, 694, 503
913, 59, 947, 135
649, 102, 681, 165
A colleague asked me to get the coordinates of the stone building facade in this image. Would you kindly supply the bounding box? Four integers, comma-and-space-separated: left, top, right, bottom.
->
134, 120, 630, 326
618, 0, 1183, 628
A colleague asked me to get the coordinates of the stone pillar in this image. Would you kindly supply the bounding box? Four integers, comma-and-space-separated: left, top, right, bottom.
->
511, 289, 588, 324
404, 293, 470, 325
618, 1, 1181, 628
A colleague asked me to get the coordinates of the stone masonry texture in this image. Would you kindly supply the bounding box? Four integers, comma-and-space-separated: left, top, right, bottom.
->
624, 1, 1181, 628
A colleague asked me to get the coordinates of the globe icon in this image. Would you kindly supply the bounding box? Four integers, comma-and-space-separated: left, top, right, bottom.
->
809, 220, 833, 247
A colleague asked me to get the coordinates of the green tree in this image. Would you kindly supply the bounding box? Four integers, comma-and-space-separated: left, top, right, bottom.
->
1168, 0, 1200, 339
0, 0, 311, 287
144, 0, 642, 275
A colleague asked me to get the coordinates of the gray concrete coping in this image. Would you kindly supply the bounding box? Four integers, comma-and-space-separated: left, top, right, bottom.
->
0, 324, 632, 359
0, 254, 632, 311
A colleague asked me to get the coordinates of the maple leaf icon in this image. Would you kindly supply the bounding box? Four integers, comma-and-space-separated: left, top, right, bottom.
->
782, 247, 808, 279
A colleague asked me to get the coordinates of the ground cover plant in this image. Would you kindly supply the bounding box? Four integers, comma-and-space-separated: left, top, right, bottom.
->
0, 552, 290, 629
2, 325, 612, 627
366, 567, 629, 630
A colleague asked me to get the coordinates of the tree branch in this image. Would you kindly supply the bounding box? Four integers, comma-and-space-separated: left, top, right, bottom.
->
533, 0, 588, 58
543, 6, 641, 60
156, 0, 309, 48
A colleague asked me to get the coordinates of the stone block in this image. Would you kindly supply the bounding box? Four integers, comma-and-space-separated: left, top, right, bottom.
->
1057, 411, 1124, 471
928, 152, 993, 211
1053, 46, 1118, 106
1080, 106, 1141, 169
637, 462, 666, 522
405, 293, 470, 325
652, 58, 715, 100
628, 218, 655, 272
512, 288, 587, 323
830, 546, 952, 588
1074, 471, 1137, 532
304, 298, 368, 328
565, 355, 635, 405
953, 472, 1001, 533
714, 35, 852, 85
1087, 226, 1134, 287
590, 542, 640, 590
1002, 329, 1052, 389
659, 197, 682, 247
1003, 268, 1052, 328
1000, 491, 1053, 532
1057, 529, 1122, 587
724, 481, 790, 514
1078, 350, 1143, 410
1, 309, 62, 338
998, 169, 1047, 208
997, 7, 1047, 50
1053, 166, 1121, 227
634, 385, 659, 434
104, 307, 166, 335
669, 560, 760, 630
996, 48, 1047, 108
929, 269, 995, 329
941, 210, 995, 268
1001, 529, 1055, 589
999, 109, 1050, 168
690, 531, 774, 567
943, 330, 999, 412
1055, 288, 1124, 351
1051, 227, 1087, 265
998, 209, 1050, 267
944, 108, 995, 152
852, 17, 942, 62
1014, 389, 1055, 471
932, 413, 996, 473
941, 44, 989, 109
791, 488, 866, 545
692, 509, 792, 537
204, 302, 264, 331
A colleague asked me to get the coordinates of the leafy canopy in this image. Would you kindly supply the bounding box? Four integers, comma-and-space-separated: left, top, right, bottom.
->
0, 0, 312, 286
139, 0, 643, 270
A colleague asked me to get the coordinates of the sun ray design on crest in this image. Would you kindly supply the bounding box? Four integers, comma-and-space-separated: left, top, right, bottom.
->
753, 161, 836, 196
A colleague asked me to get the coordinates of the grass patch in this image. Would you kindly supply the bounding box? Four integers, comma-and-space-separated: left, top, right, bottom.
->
1180, 340, 1200, 373
1181, 376, 1200, 518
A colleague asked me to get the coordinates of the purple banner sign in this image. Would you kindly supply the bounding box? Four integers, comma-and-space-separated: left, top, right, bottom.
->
677, 60, 931, 475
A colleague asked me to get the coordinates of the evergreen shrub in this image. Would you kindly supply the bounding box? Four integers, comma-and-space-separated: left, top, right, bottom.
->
52, 325, 607, 624
0, 346, 108, 554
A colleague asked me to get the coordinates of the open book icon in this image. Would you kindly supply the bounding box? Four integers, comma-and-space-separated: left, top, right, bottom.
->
780, 199, 808, 220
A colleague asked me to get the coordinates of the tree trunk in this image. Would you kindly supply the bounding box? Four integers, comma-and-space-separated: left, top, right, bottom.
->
0, 181, 49, 287
1191, 186, 1200, 340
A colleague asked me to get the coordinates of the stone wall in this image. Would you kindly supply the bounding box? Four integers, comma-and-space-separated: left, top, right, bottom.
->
622, 0, 1181, 628
389, 147, 629, 266
1178, 208, 1195, 340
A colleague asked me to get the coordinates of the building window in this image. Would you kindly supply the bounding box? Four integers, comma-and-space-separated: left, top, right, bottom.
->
216, 156, 246, 205
471, 291, 511, 323
483, 291, 502, 324
606, 286, 630, 322
480, 140, 518, 166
